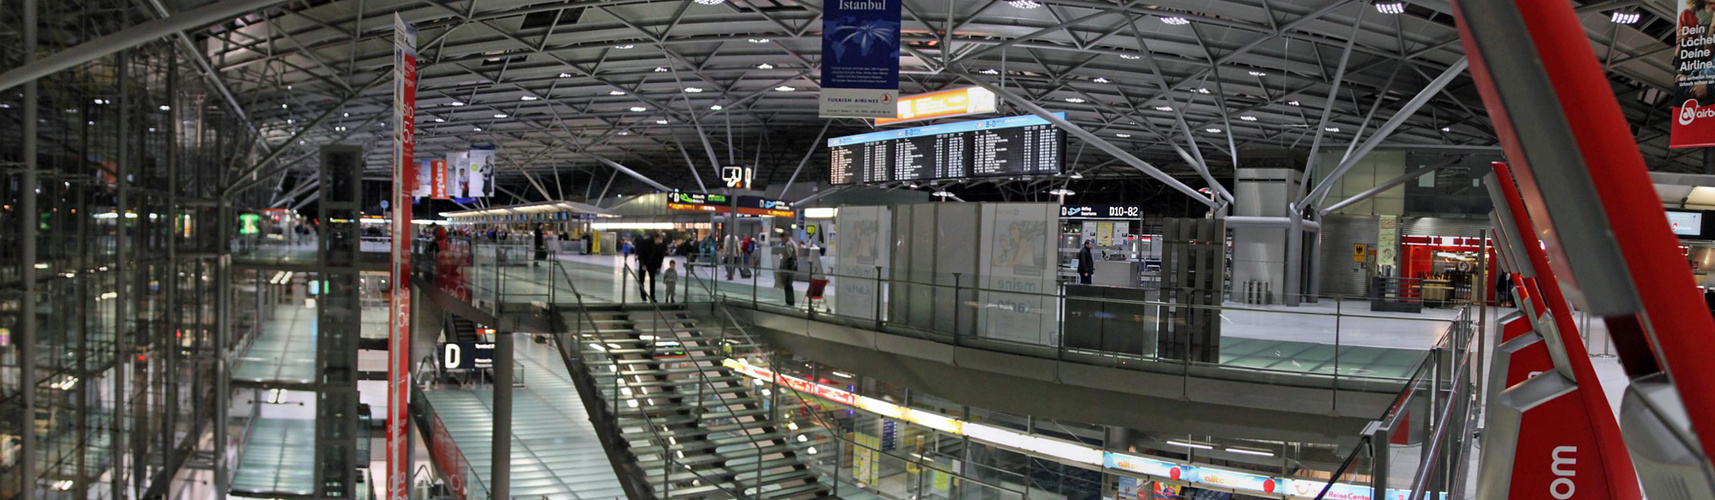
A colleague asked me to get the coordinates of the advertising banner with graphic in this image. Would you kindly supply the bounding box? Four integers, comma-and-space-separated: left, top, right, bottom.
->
835, 206, 891, 321
448, 151, 468, 198
413, 160, 431, 197
386, 13, 417, 500
467, 144, 495, 197
976, 203, 1059, 345
430, 159, 448, 199
819, 0, 901, 118
1676, 0, 1715, 147
1378, 215, 1399, 273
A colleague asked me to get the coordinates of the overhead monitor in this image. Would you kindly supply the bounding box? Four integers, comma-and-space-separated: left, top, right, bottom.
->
876, 86, 999, 126
828, 113, 1066, 185
1667, 210, 1704, 236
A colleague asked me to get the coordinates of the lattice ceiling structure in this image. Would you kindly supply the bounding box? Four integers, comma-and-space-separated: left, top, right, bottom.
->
4, 0, 1691, 207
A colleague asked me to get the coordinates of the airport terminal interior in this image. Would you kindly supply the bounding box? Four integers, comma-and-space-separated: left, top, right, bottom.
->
7, 0, 1715, 499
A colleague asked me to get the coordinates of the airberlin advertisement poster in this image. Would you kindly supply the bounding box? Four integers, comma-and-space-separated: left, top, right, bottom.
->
1677, 0, 1715, 147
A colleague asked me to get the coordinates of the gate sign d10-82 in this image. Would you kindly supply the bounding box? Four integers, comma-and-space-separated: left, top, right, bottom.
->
441, 341, 495, 370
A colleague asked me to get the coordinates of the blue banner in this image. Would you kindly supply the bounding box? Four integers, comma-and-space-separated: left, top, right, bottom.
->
819, 0, 901, 118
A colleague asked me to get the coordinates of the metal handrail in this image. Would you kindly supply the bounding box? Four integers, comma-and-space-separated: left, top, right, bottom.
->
547, 259, 750, 500
621, 261, 777, 495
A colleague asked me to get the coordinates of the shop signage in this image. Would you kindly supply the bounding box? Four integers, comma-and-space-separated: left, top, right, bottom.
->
386, 14, 417, 500
440, 341, 495, 371
1060, 204, 1142, 219
1353, 243, 1367, 262
876, 86, 998, 125
721, 165, 754, 190
819, 0, 901, 118
737, 197, 794, 217
430, 159, 448, 199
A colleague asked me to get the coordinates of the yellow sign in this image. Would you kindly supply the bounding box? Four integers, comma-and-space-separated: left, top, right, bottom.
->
1096, 223, 1114, 246
876, 86, 998, 125
1353, 244, 1367, 262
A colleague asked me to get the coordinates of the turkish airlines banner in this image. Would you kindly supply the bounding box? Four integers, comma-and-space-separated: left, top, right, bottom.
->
1674, 0, 1715, 147
387, 13, 417, 500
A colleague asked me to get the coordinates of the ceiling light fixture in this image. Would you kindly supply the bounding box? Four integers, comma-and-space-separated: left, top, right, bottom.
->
1115, 133, 1131, 138
1611, 10, 1640, 24
1119, 54, 1141, 60
775, 86, 796, 92
1239, 115, 1258, 121
521, 95, 538, 101
630, 106, 648, 112
1206, 127, 1222, 133
1325, 127, 1341, 132
559, 72, 572, 78
493, 113, 508, 118
748, 38, 772, 43
1065, 97, 1086, 103
693, 0, 727, 5
1287, 100, 1300, 106
1160, 16, 1190, 25
1376, 2, 1405, 14
159, 105, 171, 111
618, 131, 631, 135
610, 90, 628, 96
1248, 70, 1267, 77
1154, 106, 1173, 111
1048, 188, 1075, 196
281, 103, 289, 108
1008, 0, 1042, 8
979, 68, 1000, 75
1166, 440, 1214, 450
473, 127, 483, 131
614, 44, 634, 49
1196, 88, 1211, 94
1225, 447, 1276, 457
335, 126, 347, 131
686, 87, 704, 93
434, 118, 445, 123
450, 101, 465, 106
757, 63, 775, 70
655, 119, 669, 125
1093, 77, 1110, 83
1441, 126, 1452, 132
711, 104, 724, 110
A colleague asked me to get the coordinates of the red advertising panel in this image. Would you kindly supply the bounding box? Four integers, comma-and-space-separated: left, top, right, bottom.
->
431, 159, 448, 199
1674, 0, 1715, 148
387, 13, 417, 500
428, 412, 469, 500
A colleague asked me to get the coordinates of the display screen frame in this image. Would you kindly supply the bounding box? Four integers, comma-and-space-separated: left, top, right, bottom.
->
829, 113, 1067, 185
1667, 209, 1704, 236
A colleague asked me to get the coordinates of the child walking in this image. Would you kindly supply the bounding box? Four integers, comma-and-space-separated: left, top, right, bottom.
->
663, 260, 680, 303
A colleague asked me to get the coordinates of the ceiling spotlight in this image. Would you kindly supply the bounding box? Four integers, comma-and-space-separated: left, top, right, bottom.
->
1324, 127, 1341, 132
450, 101, 465, 106
493, 113, 508, 118
655, 119, 669, 125
1119, 54, 1141, 60
473, 127, 483, 131
1376, 2, 1404, 14
1196, 88, 1211, 94
335, 126, 347, 131
1154, 106, 1173, 111
521, 96, 539, 101
434, 118, 445, 123
711, 104, 724, 110
1115, 133, 1131, 138
1441, 126, 1452, 132
775, 86, 796, 92
1069, 171, 1083, 179
686, 87, 704, 93
1048, 188, 1075, 196
630, 106, 648, 112
1610, 11, 1640, 24
748, 38, 772, 44
1160, 16, 1190, 25
286, 119, 294, 124
158, 105, 171, 111
979, 68, 1001, 75
654, 67, 669, 72
1064, 97, 1086, 103
617, 131, 631, 135
1239, 115, 1258, 121
693, 0, 726, 5
1008, 0, 1042, 8
93, 98, 105, 104
1093, 77, 1111, 83
610, 90, 628, 96
1205, 127, 1222, 133
281, 103, 289, 109
1248, 70, 1267, 77
559, 72, 572, 78
614, 44, 635, 49
757, 63, 775, 70
1287, 100, 1300, 106
147, 127, 155, 132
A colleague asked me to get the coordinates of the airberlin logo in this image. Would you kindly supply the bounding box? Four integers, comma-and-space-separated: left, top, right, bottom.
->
1681, 99, 1715, 126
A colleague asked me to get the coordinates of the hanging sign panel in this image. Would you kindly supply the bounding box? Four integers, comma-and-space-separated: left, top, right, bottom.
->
1674, 0, 1715, 148
430, 160, 448, 199
467, 145, 495, 197
876, 86, 998, 125
819, 0, 902, 118
448, 151, 468, 198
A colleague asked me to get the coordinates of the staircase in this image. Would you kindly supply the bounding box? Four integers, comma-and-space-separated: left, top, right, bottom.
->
551, 302, 832, 500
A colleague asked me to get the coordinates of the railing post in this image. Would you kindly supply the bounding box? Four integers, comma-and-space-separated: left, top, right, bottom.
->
952, 273, 962, 343
1368, 424, 1390, 500
874, 266, 884, 331
1334, 298, 1342, 415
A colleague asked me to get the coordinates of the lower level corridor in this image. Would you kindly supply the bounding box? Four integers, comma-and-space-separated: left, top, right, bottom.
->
422, 335, 626, 500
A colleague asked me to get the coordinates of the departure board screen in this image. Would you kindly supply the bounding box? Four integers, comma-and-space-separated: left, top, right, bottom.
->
828, 113, 1065, 185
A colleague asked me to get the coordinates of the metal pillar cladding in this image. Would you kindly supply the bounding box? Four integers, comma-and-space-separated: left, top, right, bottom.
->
18, 0, 37, 496
1158, 218, 1224, 362
316, 145, 366, 499
492, 332, 514, 500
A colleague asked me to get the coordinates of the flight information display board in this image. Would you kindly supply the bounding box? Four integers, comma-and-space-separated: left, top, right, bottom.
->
829, 113, 1065, 185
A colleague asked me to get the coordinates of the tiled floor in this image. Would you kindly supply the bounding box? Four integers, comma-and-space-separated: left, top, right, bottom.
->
422, 338, 626, 500
230, 418, 317, 496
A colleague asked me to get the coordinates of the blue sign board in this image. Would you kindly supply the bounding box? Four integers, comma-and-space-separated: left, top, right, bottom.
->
819, 0, 902, 118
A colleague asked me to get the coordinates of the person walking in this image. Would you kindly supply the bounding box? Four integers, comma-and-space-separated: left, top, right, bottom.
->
723, 232, 741, 280
532, 224, 547, 267
1077, 240, 1095, 285
663, 260, 679, 303
741, 233, 757, 277
777, 240, 799, 306
642, 232, 667, 302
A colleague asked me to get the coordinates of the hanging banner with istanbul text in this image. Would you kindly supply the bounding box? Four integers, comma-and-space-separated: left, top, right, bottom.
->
819, 0, 901, 118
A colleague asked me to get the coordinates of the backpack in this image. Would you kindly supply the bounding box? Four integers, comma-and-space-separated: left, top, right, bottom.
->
742, 237, 756, 254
